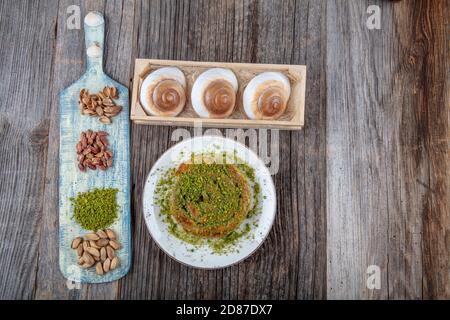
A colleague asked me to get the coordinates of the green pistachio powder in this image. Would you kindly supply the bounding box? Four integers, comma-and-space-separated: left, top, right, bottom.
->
70, 188, 119, 231
155, 152, 261, 254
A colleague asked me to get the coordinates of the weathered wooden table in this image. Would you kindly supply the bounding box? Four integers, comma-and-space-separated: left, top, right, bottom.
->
0, 0, 448, 299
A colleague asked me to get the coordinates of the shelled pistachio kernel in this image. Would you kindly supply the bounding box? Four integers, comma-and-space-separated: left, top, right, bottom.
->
70, 229, 122, 276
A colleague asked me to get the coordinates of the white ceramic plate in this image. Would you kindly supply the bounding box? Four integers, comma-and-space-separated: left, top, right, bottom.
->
142, 136, 276, 269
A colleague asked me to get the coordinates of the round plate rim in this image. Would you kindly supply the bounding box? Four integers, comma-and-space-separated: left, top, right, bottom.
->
142, 135, 277, 269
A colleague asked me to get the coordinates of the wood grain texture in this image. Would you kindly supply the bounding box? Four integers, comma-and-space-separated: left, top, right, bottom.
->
0, 0, 58, 299
416, 0, 449, 299
326, 0, 449, 299
119, 0, 327, 299
0, 0, 447, 300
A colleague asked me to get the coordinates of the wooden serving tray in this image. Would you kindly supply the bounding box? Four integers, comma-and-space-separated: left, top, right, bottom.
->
130, 59, 306, 130
58, 12, 131, 283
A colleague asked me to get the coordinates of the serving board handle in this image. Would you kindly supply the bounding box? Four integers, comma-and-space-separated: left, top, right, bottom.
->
84, 11, 104, 74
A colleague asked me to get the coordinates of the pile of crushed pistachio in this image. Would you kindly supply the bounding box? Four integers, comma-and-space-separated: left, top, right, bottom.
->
70, 188, 119, 231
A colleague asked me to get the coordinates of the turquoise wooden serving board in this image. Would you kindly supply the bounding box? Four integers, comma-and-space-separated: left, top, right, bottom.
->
59, 12, 131, 283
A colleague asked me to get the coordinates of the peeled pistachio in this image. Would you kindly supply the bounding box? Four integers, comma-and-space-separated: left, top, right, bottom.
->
105, 229, 116, 240
109, 240, 121, 250
100, 247, 107, 261
99, 116, 111, 124
106, 245, 115, 260
82, 240, 90, 252
71, 237, 82, 249
96, 238, 110, 247
110, 257, 119, 270
85, 233, 100, 241
81, 262, 94, 269
82, 251, 94, 265
97, 230, 108, 239
85, 247, 100, 258
89, 240, 101, 249
95, 262, 104, 275
71, 229, 121, 276
103, 258, 111, 272
76, 243, 84, 257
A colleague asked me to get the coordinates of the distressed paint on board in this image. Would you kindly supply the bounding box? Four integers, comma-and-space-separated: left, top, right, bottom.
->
58, 12, 131, 283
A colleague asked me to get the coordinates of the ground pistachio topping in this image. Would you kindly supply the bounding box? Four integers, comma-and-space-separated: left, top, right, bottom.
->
155, 152, 261, 254
70, 188, 119, 231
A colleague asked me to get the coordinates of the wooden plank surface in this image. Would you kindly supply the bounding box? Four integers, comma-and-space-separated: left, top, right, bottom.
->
119, 0, 326, 299
0, 0, 447, 300
0, 0, 59, 299
326, 0, 449, 299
